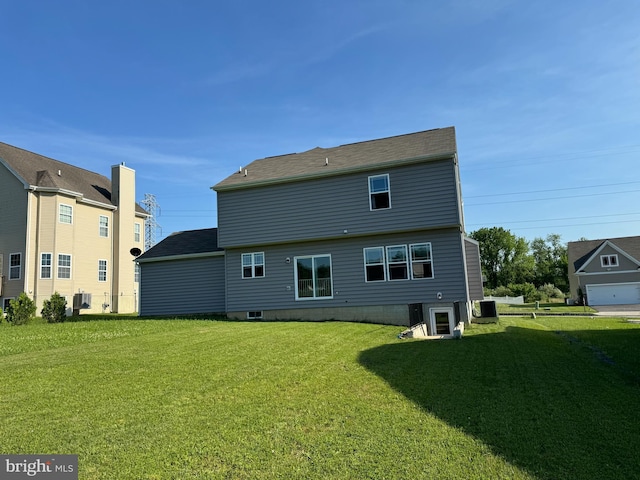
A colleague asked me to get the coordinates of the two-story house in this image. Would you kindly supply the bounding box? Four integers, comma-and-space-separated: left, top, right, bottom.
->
0, 142, 147, 315
139, 127, 483, 331
567, 236, 640, 305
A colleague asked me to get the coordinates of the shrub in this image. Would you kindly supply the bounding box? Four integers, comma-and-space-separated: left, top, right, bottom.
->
6, 293, 37, 325
538, 283, 565, 301
41, 292, 68, 323
508, 282, 542, 303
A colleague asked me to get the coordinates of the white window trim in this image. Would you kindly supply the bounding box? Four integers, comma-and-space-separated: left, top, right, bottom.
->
98, 259, 108, 282
59, 203, 73, 224
9, 252, 21, 280
242, 252, 265, 278
134, 223, 141, 243
363, 247, 386, 282
368, 173, 391, 211
410, 242, 434, 280
99, 215, 109, 238
294, 254, 334, 301
57, 253, 72, 279
386, 245, 409, 281
40, 252, 53, 279
600, 254, 619, 268
429, 307, 455, 336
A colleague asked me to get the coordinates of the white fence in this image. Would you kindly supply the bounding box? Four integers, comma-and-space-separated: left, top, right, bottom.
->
484, 295, 524, 304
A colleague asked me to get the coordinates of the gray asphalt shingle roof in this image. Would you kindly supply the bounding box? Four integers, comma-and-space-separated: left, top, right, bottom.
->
136, 228, 222, 262
214, 126, 457, 190
0, 141, 147, 214
569, 236, 640, 271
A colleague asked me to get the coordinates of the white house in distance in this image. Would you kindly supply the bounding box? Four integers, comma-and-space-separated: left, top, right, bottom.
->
138, 127, 483, 331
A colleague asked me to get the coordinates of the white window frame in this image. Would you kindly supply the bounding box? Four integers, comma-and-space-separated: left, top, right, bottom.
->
363, 247, 386, 282
9, 253, 21, 280
242, 252, 265, 278
247, 311, 263, 319
600, 254, 619, 268
134, 223, 141, 243
98, 259, 107, 282
294, 254, 333, 300
410, 243, 434, 280
429, 307, 455, 336
59, 204, 73, 224
57, 253, 72, 279
135, 263, 140, 283
368, 174, 391, 210
99, 215, 109, 238
386, 245, 409, 281
40, 252, 52, 279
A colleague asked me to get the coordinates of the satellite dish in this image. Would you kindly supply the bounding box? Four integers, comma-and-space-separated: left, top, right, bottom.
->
130, 247, 142, 257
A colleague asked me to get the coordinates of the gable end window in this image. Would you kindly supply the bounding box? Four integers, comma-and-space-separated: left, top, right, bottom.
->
600, 254, 618, 267
9, 253, 21, 280
369, 174, 391, 210
99, 215, 109, 237
59, 204, 73, 224
242, 252, 265, 278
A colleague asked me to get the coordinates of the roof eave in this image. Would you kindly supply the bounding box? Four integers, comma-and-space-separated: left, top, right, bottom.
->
212, 151, 456, 192
136, 250, 225, 263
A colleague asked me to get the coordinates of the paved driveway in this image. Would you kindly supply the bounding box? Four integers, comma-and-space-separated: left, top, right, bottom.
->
592, 304, 640, 317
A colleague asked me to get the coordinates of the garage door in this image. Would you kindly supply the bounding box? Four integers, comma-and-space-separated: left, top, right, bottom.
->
586, 283, 640, 305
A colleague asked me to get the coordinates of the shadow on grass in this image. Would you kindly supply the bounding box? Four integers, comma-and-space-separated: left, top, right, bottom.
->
358, 325, 640, 480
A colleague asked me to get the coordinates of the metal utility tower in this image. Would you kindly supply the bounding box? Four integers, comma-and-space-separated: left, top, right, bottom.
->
141, 193, 161, 250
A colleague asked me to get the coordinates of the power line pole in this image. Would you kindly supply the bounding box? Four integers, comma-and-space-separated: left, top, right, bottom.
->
141, 193, 161, 250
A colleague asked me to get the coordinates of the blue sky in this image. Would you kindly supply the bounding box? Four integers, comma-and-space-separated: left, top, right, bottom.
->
1, 0, 639, 245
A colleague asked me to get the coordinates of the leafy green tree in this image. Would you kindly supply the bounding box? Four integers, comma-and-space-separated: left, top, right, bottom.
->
470, 227, 533, 289
6, 292, 36, 325
41, 292, 68, 323
530, 234, 568, 292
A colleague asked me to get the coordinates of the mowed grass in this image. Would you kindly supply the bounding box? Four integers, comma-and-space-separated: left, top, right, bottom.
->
1, 318, 639, 479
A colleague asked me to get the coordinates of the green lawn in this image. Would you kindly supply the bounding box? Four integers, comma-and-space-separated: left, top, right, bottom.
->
1, 317, 639, 479
495, 301, 597, 314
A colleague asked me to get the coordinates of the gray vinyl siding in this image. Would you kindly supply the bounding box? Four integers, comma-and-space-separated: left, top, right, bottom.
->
0, 166, 28, 298
580, 245, 639, 273
217, 159, 460, 248
139, 256, 225, 316
464, 238, 484, 300
225, 228, 466, 313
579, 272, 640, 290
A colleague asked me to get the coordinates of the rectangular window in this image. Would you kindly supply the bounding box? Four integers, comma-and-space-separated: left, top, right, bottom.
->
99, 215, 109, 237
59, 204, 73, 224
134, 223, 141, 243
364, 247, 386, 282
9, 253, 21, 280
58, 254, 72, 279
242, 252, 265, 278
410, 243, 434, 279
40, 253, 52, 279
295, 255, 333, 300
135, 263, 140, 283
247, 311, 263, 319
369, 174, 391, 210
386, 245, 408, 280
98, 260, 107, 282
600, 254, 618, 267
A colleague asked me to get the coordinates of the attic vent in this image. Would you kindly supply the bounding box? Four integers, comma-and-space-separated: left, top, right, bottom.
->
57, 170, 61, 176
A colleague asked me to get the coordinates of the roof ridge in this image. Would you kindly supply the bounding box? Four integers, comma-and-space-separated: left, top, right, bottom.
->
0, 141, 109, 179
337, 126, 455, 149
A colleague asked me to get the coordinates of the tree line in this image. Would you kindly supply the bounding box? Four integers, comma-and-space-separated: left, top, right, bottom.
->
469, 227, 569, 301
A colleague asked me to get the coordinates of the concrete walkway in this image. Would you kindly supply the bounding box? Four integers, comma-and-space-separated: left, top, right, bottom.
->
592, 304, 640, 317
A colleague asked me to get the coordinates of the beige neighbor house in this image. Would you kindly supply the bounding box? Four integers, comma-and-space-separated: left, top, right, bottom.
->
0, 142, 147, 315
